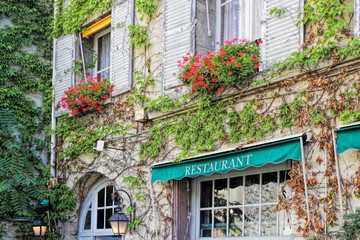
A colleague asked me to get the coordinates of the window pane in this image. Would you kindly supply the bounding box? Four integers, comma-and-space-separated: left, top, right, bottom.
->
221, 0, 239, 43
261, 205, 277, 236
97, 209, 105, 229
262, 172, 278, 203
214, 209, 227, 237
245, 174, 260, 204
84, 210, 91, 230
98, 188, 105, 207
229, 176, 243, 205
97, 32, 110, 72
105, 208, 113, 229
229, 208, 243, 237
106, 185, 113, 206
200, 210, 212, 237
279, 170, 291, 183
279, 209, 291, 236
214, 179, 227, 207
201, 181, 213, 208
244, 206, 259, 236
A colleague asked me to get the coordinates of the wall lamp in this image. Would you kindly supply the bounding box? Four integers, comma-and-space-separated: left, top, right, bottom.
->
93, 140, 125, 151
31, 219, 47, 237
108, 189, 136, 235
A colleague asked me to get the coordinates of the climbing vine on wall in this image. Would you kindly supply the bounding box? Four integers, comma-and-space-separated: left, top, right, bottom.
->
53, 0, 360, 239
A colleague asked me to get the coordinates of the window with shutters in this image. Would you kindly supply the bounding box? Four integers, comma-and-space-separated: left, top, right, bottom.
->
162, 0, 302, 91
191, 164, 292, 239
78, 181, 119, 240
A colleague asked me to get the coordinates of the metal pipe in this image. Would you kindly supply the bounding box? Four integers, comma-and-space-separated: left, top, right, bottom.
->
300, 137, 310, 221
332, 130, 344, 223
205, 0, 211, 36
78, 32, 87, 81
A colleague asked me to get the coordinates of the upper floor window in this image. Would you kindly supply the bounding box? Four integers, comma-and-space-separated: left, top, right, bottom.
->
94, 29, 111, 79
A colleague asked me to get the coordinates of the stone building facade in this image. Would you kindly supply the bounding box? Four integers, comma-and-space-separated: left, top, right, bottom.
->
53, 0, 360, 239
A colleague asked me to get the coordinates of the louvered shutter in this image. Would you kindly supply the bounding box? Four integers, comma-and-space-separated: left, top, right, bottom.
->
355, 0, 360, 37
111, 0, 134, 96
54, 34, 75, 117
263, 0, 303, 68
163, 0, 195, 91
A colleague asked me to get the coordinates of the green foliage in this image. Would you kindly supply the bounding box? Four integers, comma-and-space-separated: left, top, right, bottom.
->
136, 0, 158, 21
52, 0, 112, 37
269, 8, 286, 16
128, 24, 150, 47
0, 0, 53, 132
0, 108, 46, 217
341, 209, 360, 240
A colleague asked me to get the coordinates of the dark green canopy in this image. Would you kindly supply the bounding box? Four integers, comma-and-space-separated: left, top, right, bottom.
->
335, 124, 360, 154
151, 136, 303, 183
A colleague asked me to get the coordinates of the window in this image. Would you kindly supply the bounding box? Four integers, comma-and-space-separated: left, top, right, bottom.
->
94, 29, 111, 79
79, 180, 118, 240
192, 165, 292, 239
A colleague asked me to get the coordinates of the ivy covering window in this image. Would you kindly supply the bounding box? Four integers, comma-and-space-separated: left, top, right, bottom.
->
195, 169, 291, 238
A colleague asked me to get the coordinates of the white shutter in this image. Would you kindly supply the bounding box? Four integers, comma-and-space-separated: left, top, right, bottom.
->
163, 0, 195, 91
111, 0, 134, 96
54, 34, 75, 117
355, 0, 360, 38
263, 0, 303, 68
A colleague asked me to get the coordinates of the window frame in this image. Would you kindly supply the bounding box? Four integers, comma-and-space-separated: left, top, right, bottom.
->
190, 162, 292, 240
93, 28, 111, 79
78, 179, 116, 239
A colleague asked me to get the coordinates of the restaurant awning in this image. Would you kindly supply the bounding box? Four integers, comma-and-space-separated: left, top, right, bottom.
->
334, 123, 360, 154
151, 134, 306, 183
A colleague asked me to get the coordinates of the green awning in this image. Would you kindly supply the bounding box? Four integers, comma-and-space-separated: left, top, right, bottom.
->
151, 136, 304, 183
334, 124, 360, 154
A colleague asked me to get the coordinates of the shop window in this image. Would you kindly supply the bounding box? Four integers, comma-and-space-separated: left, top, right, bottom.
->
192, 167, 292, 239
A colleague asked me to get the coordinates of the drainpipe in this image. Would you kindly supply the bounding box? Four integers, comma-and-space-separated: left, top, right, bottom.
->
50, 2, 58, 178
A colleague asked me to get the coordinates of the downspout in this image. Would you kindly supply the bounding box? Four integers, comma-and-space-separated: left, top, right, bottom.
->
332, 130, 344, 224
300, 137, 310, 222
50, 2, 58, 178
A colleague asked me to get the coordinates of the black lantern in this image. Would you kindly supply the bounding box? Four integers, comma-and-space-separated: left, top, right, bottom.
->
31, 219, 47, 237
108, 189, 135, 235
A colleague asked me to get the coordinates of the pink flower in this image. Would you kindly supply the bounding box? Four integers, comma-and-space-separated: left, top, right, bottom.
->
217, 88, 223, 92
108, 86, 114, 93
256, 39, 263, 44
254, 63, 261, 68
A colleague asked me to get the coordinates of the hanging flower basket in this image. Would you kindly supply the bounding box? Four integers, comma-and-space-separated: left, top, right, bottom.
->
177, 38, 262, 95
61, 76, 114, 115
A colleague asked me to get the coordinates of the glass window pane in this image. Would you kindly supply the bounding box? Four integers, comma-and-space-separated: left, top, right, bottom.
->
244, 206, 259, 236
229, 208, 243, 237
245, 174, 260, 204
98, 188, 105, 207
221, 0, 239, 43
106, 185, 113, 206
105, 208, 113, 229
229, 176, 243, 206
262, 172, 278, 203
200, 210, 212, 237
279, 170, 291, 183
214, 209, 227, 237
261, 205, 277, 236
278, 209, 292, 236
201, 181, 213, 208
97, 209, 105, 229
84, 210, 91, 230
97, 32, 110, 71
214, 179, 227, 207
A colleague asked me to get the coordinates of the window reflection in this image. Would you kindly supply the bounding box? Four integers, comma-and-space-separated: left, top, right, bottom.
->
198, 170, 289, 237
